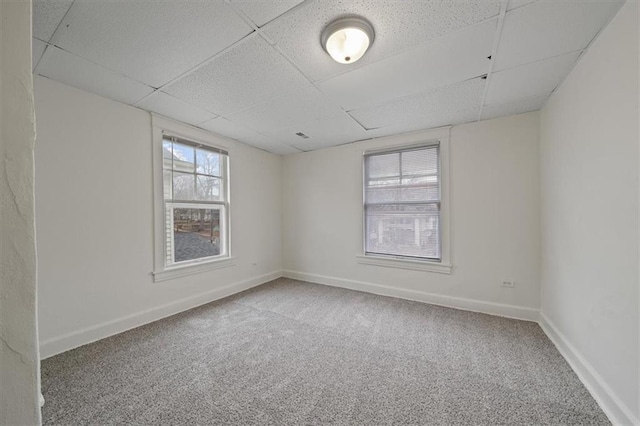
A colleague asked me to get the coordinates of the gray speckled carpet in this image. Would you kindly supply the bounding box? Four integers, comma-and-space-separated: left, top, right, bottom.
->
41, 278, 609, 425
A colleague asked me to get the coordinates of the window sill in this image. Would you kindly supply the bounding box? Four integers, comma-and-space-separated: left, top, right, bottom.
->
153, 257, 237, 283
356, 255, 452, 274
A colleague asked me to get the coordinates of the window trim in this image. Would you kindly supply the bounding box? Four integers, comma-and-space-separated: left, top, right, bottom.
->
151, 115, 235, 282
358, 127, 451, 274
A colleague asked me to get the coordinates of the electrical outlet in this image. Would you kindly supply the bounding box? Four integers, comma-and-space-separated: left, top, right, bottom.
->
501, 280, 515, 288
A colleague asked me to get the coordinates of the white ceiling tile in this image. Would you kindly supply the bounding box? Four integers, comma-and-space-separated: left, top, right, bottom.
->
199, 117, 278, 148
225, 86, 342, 134
487, 51, 580, 106
481, 95, 547, 121
199, 117, 298, 154
318, 19, 496, 111
33, 0, 73, 41
366, 108, 479, 139
165, 36, 309, 116
241, 138, 302, 155
38, 47, 154, 105
32, 39, 47, 71
230, 0, 304, 27
136, 91, 217, 127
350, 78, 485, 130
258, 144, 302, 155
51, 0, 253, 88
263, 0, 501, 81
264, 113, 369, 148
495, 0, 623, 71
200, 117, 264, 141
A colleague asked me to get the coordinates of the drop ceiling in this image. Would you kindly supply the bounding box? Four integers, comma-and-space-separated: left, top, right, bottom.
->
32, 0, 624, 155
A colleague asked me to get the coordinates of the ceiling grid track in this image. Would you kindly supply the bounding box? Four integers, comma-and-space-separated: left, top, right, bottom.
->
257, 30, 372, 135
32, 37, 55, 73
46, 0, 77, 44
39, 43, 155, 92
477, 0, 509, 122
132, 32, 262, 109
254, 24, 373, 142
223, 0, 260, 32
33, 0, 77, 74
225, 0, 317, 45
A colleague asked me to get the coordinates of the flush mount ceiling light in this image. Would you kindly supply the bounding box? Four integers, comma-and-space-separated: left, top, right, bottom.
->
321, 16, 374, 64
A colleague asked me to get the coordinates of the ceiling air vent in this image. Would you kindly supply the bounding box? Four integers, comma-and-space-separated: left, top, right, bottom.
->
295, 132, 310, 139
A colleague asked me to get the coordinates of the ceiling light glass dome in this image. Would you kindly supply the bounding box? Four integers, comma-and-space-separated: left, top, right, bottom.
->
321, 17, 374, 64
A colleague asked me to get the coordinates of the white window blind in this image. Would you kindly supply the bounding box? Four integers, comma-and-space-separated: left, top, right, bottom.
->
162, 135, 229, 266
364, 144, 441, 261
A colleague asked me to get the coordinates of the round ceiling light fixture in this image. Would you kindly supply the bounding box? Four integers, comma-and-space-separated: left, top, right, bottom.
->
321, 16, 374, 64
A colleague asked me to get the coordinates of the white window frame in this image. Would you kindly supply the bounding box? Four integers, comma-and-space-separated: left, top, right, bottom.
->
357, 127, 452, 274
152, 115, 236, 282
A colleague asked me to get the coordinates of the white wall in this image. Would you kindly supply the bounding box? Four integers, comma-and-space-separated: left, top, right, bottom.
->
0, 0, 42, 424
539, 1, 639, 424
282, 112, 541, 320
35, 76, 282, 358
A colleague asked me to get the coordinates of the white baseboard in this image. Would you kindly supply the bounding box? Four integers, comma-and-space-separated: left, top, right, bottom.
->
39, 270, 282, 359
539, 313, 639, 426
282, 269, 539, 322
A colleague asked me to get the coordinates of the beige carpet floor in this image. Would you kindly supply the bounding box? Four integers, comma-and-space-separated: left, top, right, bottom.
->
41, 278, 609, 425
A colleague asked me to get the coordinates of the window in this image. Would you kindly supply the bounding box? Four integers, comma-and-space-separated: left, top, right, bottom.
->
364, 143, 443, 263
162, 136, 229, 267
152, 116, 235, 282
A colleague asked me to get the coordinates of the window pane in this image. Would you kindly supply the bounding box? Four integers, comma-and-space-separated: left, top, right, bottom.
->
365, 204, 440, 259
171, 142, 195, 173
172, 208, 221, 263
402, 147, 438, 176
196, 149, 220, 176
172, 172, 195, 200
195, 175, 221, 201
365, 146, 440, 203
368, 153, 399, 178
